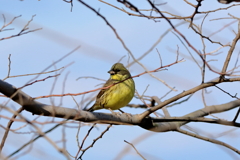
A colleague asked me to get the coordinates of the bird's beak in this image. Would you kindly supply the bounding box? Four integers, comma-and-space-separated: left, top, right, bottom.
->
108, 70, 115, 75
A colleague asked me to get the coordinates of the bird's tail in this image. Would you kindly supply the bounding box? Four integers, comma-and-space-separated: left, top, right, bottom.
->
86, 107, 94, 112
83, 104, 95, 112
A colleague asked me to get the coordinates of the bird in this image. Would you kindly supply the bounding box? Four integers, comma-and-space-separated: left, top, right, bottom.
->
86, 63, 135, 112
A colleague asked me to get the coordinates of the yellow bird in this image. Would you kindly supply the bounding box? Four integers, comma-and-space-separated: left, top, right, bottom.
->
87, 63, 135, 112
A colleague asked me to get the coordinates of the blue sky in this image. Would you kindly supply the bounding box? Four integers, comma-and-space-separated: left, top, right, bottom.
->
0, 0, 240, 160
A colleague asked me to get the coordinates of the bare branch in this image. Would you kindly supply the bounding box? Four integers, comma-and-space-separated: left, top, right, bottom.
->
0, 107, 24, 153
177, 128, 240, 154
124, 140, 146, 160
79, 124, 112, 159
0, 15, 42, 41
221, 21, 240, 75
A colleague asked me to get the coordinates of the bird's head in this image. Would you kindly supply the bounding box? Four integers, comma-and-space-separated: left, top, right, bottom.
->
108, 63, 131, 80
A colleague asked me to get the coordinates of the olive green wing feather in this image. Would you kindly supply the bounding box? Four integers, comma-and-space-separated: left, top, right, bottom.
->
87, 78, 116, 111
96, 78, 114, 99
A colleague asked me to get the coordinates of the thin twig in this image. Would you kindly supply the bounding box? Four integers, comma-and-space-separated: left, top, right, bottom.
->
177, 128, 240, 154
7, 119, 69, 158
3, 67, 65, 81
0, 107, 24, 153
124, 140, 146, 160
75, 124, 96, 158
79, 124, 112, 159
34, 59, 183, 99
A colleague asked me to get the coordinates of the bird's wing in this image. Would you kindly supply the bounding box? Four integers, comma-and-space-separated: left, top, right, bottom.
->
86, 79, 117, 111
96, 78, 115, 99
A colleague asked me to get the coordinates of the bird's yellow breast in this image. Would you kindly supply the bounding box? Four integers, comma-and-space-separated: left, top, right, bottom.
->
103, 76, 135, 110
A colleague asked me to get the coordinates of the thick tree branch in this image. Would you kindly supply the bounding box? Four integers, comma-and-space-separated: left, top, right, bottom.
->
1, 79, 240, 133
140, 77, 240, 117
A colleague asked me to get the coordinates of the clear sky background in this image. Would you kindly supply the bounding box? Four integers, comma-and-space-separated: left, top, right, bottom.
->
0, 0, 240, 160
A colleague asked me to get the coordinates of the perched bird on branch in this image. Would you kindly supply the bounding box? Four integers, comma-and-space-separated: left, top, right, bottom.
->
86, 63, 135, 112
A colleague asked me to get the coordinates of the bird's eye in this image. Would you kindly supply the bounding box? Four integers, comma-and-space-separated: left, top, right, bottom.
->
115, 69, 120, 72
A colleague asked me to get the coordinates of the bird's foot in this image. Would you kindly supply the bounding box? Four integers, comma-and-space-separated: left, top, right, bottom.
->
108, 108, 121, 117
122, 112, 132, 119
118, 109, 124, 113
118, 109, 132, 118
